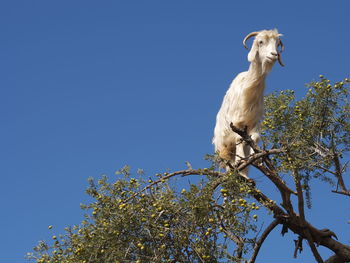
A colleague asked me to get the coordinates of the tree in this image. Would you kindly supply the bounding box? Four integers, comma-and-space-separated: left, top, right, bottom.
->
28, 77, 350, 263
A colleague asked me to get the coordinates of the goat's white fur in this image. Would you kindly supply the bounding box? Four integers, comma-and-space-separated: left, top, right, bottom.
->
213, 29, 283, 177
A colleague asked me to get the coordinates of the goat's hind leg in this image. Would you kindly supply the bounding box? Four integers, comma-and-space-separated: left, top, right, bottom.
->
218, 143, 236, 172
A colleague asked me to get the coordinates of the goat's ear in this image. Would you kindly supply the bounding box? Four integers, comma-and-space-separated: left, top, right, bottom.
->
247, 42, 258, 62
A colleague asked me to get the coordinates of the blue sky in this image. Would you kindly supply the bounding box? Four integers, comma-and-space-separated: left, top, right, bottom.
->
1, 1, 350, 262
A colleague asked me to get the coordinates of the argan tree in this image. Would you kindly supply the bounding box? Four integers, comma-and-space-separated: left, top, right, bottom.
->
29, 77, 350, 263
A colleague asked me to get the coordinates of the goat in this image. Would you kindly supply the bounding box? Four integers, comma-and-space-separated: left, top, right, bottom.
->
212, 29, 284, 178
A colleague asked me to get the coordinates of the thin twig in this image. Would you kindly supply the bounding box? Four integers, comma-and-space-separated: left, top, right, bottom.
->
293, 236, 303, 258
293, 169, 305, 221
217, 210, 245, 259
123, 169, 224, 203
331, 135, 348, 193
221, 224, 245, 259
237, 148, 284, 171
314, 164, 338, 176
188, 239, 205, 263
331, 190, 350, 197
293, 169, 324, 262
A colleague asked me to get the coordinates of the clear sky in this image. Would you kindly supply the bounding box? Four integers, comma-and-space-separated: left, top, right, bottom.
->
1, 1, 350, 262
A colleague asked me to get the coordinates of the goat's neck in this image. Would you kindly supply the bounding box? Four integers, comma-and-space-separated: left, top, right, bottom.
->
245, 61, 268, 89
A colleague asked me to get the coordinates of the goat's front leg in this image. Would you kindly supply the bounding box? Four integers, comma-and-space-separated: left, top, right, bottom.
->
249, 129, 260, 154
236, 140, 251, 179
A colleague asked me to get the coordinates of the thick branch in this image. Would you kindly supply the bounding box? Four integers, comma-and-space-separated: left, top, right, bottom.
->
325, 254, 349, 263
284, 219, 350, 261
305, 231, 324, 263
247, 219, 280, 263
229, 124, 350, 261
253, 162, 296, 215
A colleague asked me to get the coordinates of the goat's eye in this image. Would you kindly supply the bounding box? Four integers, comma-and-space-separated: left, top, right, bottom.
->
258, 40, 264, 45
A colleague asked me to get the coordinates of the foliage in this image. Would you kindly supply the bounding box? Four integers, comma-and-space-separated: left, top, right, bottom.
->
28, 167, 260, 263
262, 76, 350, 207
28, 77, 350, 263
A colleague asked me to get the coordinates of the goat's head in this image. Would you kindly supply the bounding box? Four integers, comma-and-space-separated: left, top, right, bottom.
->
243, 29, 284, 71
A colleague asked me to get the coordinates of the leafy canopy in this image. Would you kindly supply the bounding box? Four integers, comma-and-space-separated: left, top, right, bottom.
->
28, 77, 350, 263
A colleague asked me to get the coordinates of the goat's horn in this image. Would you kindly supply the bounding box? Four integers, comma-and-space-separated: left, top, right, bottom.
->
243, 31, 259, 49
278, 53, 285, 67
278, 39, 285, 53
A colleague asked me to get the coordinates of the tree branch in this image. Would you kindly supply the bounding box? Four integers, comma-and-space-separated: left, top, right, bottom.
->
124, 169, 224, 203
247, 219, 280, 263
283, 218, 350, 261
325, 254, 348, 263
122, 126, 350, 262
331, 135, 348, 194
293, 236, 303, 258
331, 190, 350, 197
304, 230, 324, 263
229, 123, 350, 262
237, 148, 283, 172
292, 169, 324, 262
229, 123, 296, 199
253, 162, 296, 210
229, 123, 261, 153
220, 223, 245, 259
293, 169, 305, 221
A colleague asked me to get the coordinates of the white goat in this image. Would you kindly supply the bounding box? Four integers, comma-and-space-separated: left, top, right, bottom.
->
213, 29, 284, 177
